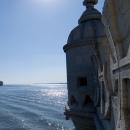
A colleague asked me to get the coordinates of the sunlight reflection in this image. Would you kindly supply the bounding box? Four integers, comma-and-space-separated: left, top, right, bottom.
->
45, 90, 65, 97
40, 88, 66, 98
47, 91, 65, 97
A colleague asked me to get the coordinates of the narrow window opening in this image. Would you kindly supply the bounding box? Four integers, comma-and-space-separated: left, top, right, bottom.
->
78, 77, 87, 87
114, 80, 118, 96
70, 96, 77, 106
122, 79, 130, 121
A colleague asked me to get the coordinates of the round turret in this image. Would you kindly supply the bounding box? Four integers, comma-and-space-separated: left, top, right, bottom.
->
63, 1, 109, 130
64, 0, 106, 52
63, 2, 107, 129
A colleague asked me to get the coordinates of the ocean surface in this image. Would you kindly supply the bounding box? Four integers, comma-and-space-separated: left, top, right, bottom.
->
0, 84, 74, 130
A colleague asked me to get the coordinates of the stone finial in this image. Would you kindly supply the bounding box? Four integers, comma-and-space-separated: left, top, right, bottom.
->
78, 0, 101, 23
83, 0, 98, 8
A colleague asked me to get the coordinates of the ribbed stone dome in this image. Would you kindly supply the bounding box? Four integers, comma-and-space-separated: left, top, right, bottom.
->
66, 0, 106, 45
67, 20, 106, 44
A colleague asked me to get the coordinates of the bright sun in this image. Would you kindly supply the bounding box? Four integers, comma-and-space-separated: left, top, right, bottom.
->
34, 0, 61, 5
38, 0, 54, 3
32, 0, 63, 9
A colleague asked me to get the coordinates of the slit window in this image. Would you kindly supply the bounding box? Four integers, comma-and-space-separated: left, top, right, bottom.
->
78, 77, 87, 87
70, 96, 77, 105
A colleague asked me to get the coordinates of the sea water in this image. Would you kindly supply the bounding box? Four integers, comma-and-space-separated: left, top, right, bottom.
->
0, 84, 73, 130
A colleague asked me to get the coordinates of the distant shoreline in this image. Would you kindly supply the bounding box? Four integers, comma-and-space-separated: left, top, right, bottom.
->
33, 83, 67, 85
2, 83, 67, 86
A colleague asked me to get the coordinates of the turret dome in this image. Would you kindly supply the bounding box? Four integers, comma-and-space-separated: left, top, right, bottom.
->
65, 0, 106, 48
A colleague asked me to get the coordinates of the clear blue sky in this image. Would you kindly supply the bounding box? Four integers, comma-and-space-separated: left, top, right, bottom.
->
0, 0, 104, 84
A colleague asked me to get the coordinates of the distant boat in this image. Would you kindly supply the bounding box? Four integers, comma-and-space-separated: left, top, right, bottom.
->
0, 81, 3, 86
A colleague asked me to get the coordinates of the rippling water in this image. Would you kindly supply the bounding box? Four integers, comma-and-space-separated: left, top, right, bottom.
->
0, 84, 73, 130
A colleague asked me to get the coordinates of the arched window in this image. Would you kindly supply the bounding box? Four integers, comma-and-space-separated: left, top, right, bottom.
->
83, 95, 93, 107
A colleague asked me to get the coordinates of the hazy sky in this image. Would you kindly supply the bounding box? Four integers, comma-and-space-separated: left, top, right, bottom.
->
0, 0, 104, 84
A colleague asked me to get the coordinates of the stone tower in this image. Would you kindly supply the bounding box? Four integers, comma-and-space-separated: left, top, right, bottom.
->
63, 0, 130, 130
63, 0, 107, 130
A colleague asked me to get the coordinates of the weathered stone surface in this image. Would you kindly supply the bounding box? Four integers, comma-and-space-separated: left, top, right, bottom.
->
102, 0, 130, 130
64, 0, 130, 130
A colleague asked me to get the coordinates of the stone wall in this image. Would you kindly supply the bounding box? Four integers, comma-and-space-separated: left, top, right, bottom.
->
102, 0, 130, 58
102, 0, 130, 130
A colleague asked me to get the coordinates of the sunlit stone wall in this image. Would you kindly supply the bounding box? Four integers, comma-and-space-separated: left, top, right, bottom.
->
102, 0, 130, 130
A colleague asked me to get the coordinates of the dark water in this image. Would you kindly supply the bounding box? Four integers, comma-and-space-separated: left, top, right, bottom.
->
0, 84, 73, 130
